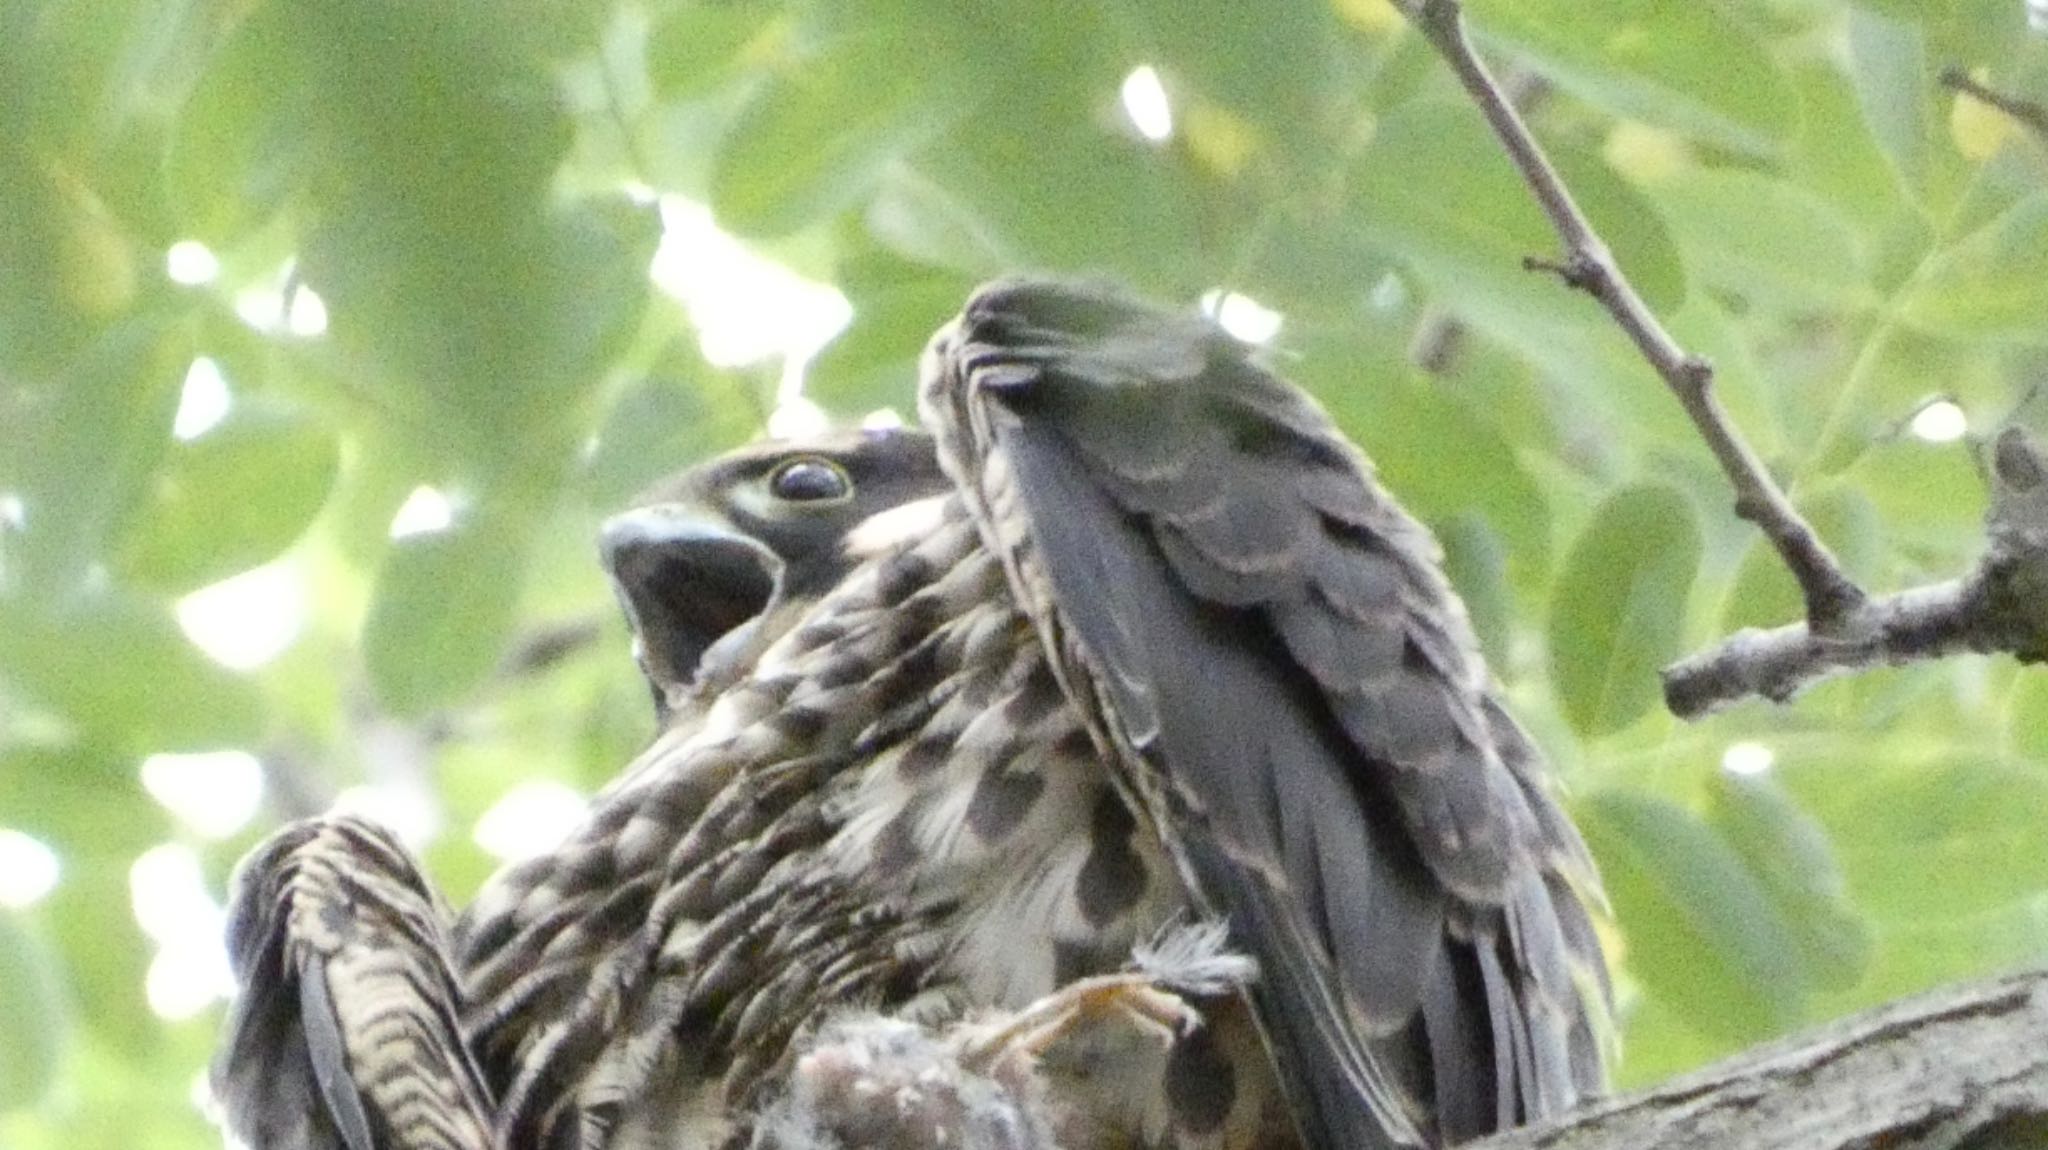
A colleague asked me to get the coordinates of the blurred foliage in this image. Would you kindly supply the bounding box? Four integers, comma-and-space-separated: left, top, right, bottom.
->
2, 0, 2047, 1145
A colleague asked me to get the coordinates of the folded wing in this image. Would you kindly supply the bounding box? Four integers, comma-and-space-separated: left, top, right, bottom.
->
921, 278, 1608, 1149
213, 815, 494, 1150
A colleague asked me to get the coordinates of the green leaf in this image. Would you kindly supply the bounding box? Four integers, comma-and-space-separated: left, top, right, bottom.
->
1655, 168, 1874, 311
1844, 8, 1952, 203
51, 862, 156, 1037
1784, 58, 1908, 230
647, 5, 783, 102
711, 30, 975, 238
808, 271, 975, 416
0, 319, 184, 595
2005, 673, 2048, 763
1849, 900, 2048, 1011
1899, 194, 2048, 342
303, 196, 651, 466
529, 199, 663, 390
305, 197, 653, 467
1851, 0, 2035, 75
1465, 0, 1795, 154
580, 360, 759, 510
1353, 101, 1686, 317
290, 4, 611, 460
0, 590, 264, 751
164, 3, 307, 242
1344, 101, 1684, 414
1548, 484, 1700, 736
1436, 514, 1515, 668
0, 915, 70, 1111
1120, 0, 1339, 158
1707, 771, 1873, 991
1579, 791, 1807, 1044
1838, 438, 1985, 553
908, 103, 1204, 293
117, 403, 340, 593
864, 169, 1015, 277
1778, 753, 2048, 924
0, 746, 164, 860
0, 0, 178, 149
1607, 986, 1743, 1090
362, 503, 536, 716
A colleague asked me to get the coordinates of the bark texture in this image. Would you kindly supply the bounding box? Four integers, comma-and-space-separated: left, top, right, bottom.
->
1472, 968, 2048, 1150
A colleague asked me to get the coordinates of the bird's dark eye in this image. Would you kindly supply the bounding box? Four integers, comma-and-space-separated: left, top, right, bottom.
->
768, 457, 852, 503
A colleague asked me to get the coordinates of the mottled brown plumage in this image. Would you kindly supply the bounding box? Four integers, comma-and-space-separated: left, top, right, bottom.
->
213, 279, 1609, 1150
215, 817, 492, 1150
462, 486, 1255, 1147
212, 429, 957, 1150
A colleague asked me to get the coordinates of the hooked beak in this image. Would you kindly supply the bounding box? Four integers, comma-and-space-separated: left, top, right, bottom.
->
599, 507, 782, 707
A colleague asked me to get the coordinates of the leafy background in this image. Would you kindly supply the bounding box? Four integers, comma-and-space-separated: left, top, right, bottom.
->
3, 1, 2047, 1146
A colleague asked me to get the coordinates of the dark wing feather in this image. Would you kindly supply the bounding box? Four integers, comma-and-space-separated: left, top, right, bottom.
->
923, 278, 1607, 1148
213, 815, 494, 1150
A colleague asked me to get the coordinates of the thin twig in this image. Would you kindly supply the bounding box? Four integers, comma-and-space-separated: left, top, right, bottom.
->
1940, 66, 2048, 147
1402, 0, 1869, 633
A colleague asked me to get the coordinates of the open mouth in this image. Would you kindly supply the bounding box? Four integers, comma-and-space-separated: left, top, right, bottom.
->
599, 508, 782, 701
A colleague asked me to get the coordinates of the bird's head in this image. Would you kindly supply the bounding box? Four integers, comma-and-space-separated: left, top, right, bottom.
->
601, 425, 948, 719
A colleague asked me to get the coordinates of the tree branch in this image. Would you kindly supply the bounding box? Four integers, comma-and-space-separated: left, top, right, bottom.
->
1940, 66, 2048, 148
1401, 0, 1868, 635
1666, 427, 2048, 716
1397, 0, 2048, 715
776, 967, 2048, 1149
1472, 968, 2048, 1150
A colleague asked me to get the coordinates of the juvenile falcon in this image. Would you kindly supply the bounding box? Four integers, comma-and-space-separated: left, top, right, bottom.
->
214, 279, 1610, 1150
211, 428, 950, 1148
461, 279, 1608, 1148
215, 424, 1244, 1149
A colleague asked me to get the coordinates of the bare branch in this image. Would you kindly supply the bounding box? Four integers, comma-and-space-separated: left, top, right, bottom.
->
1941, 65, 2048, 147
1663, 577, 1989, 718
1667, 427, 2048, 716
1396, 0, 2048, 715
1473, 968, 2048, 1150
1399, 0, 1868, 632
